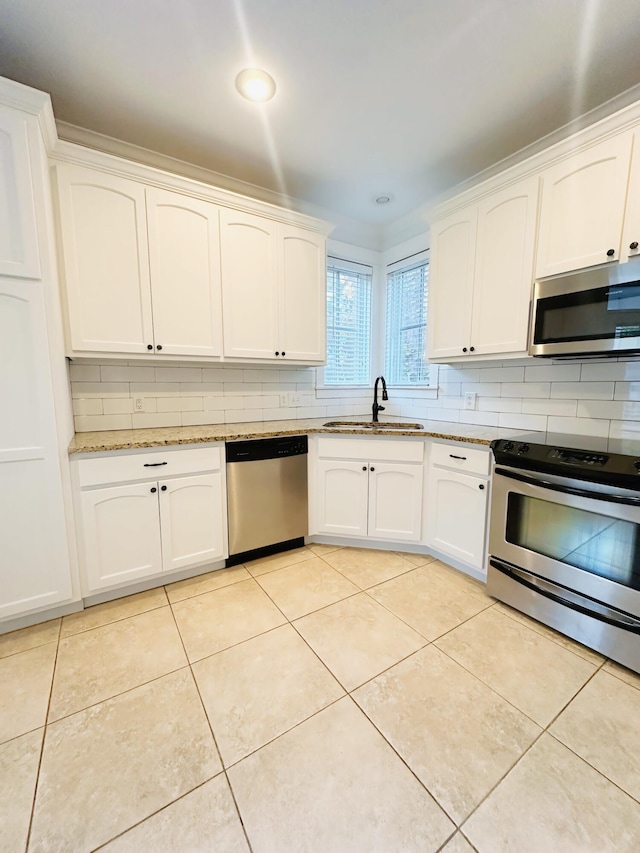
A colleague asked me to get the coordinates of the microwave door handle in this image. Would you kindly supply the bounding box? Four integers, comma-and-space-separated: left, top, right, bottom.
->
494, 467, 640, 508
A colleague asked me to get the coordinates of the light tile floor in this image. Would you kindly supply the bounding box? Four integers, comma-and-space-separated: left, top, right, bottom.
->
1, 545, 640, 852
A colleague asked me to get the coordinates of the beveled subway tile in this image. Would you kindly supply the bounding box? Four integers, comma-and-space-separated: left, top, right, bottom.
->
0, 642, 56, 744
49, 607, 187, 721
464, 734, 640, 852
193, 624, 343, 766
354, 646, 541, 824
172, 578, 286, 662
165, 565, 250, 603
550, 670, 640, 801
227, 698, 454, 852
0, 728, 43, 852
322, 547, 416, 589
30, 669, 221, 853
255, 557, 359, 620
101, 776, 249, 852
0, 617, 60, 658
295, 593, 426, 691
61, 586, 168, 637
435, 608, 597, 726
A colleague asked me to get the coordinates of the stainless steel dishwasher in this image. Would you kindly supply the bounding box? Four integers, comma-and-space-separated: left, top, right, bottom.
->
226, 435, 308, 562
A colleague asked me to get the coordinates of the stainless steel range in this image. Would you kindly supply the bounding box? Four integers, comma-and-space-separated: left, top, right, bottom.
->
488, 433, 640, 673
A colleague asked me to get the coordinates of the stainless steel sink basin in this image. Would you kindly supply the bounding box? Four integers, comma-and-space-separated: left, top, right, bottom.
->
323, 421, 424, 430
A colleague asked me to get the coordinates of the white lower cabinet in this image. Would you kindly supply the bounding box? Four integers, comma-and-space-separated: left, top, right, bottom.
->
425, 443, 490, 572
313, 437, 424, 544
74, 446, 227, 595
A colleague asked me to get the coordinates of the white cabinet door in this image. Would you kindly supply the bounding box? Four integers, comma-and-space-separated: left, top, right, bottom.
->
427, 206, 477, 359
56, 164, 154, 354
0, 106, 40, 279
426, 468, 489, 571
279, 225, 326, 362
536, 134, 633, 278
368, 463, 423, 543
80, 482, 163, 592
621, 130, 640, 263
146, 187, 222, 358
0, 281, 72, 618
159, 473, 227, 572
316, 460, 369, 537
471, 176, 539, 356
220, 208, 279, 359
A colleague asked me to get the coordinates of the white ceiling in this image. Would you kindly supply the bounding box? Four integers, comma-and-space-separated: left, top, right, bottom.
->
2, 0, 640, 246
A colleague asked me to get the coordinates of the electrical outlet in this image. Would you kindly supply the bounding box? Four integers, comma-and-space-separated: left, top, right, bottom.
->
288, 391, 302, 407
279, 393, 288, 407
464, 392, 477, 411
133, 394, 145, 412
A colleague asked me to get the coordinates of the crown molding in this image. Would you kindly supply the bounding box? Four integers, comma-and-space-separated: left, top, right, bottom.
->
0, 76, 58, 151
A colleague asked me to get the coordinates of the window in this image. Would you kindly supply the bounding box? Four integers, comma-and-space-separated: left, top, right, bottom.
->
324, 259, 372, 385
385, 260, 430, 385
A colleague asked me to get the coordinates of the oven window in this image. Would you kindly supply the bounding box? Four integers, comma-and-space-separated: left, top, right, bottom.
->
534, 282, 640, 344
506, 494, 640, 590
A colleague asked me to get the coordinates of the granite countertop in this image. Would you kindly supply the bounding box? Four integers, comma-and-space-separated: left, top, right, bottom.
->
69, 416, 528, 454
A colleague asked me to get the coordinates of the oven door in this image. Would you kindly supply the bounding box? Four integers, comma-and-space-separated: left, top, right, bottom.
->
490, 465, 640, 618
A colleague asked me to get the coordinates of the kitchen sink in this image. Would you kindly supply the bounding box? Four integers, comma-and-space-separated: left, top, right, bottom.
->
323, 421, 424, 430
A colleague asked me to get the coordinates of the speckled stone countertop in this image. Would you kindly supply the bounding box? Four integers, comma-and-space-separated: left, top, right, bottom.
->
69, 417, 528, 454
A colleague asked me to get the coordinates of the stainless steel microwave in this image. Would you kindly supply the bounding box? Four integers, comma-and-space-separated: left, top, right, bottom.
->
529, 261, 640, 357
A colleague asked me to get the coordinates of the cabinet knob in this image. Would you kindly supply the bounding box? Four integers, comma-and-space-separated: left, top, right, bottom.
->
281, 351, 286, 357
147, 344, 153, 350
607, 248, 615, 257
470, 346, 475, 352
631, 242, 639, 250
370, 466, 375, 472
479, 484, 485, 490
156, 344, 163, 351
362, 465, 367, 471
275, 351, 280, 356
161, 485, 167, 492
462, 347, 468, 353
150, 487, 157, 493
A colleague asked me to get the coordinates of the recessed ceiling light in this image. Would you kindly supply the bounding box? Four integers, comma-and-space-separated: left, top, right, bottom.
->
376, 195, 392, 204
235, 68, 277, 102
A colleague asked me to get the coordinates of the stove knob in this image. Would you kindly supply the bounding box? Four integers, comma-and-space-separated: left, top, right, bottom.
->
503, 441, 515, 451
634, 460, 640, 472
517, 443, 530, 453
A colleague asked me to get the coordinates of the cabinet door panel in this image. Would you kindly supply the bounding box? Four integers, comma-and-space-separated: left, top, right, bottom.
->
80, 483, 162, 592
159, 473, 227, 572
471, 177, 538, 355
427, 207, 477, 359
56, 165, 154, 353
622, 130, 640, 262
426, 468, 488, 571
279, 226, 326, 362
220, 209, 279, 359
316, 460, 368, 537
536, 134, 632, 278
0, 106, 40, 278
368, 463, 423, 542
146, 188, 222, 357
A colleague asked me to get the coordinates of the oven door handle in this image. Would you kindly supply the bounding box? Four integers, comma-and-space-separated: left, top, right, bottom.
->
494, 467, 640, 507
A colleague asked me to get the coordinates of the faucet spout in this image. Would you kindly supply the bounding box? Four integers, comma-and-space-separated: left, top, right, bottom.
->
372, 376, 388, 422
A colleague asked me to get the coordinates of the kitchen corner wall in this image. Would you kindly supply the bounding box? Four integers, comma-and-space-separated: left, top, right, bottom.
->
69, 362, 371, 432
386, 358, 640, 439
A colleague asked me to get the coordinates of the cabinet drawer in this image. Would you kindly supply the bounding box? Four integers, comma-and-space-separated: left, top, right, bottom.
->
317, 436, 424, 463
76, 445, 223, 487
429, 442, 490, 476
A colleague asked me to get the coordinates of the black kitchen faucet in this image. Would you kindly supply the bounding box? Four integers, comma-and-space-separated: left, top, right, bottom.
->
372, 376, 388, 422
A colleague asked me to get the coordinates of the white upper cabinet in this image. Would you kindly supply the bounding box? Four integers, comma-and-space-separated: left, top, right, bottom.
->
56, 165, 154, 354
0, 105, 40, 279
535, 133, 633, 278
621, 130, 640, 263
428, 176, 538, 360
220, 210, 326, 363
146, 187, 222, 358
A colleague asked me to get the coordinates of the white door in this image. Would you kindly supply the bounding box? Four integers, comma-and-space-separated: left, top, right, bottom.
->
219, 208, 279, 359
536, 134, 633, 278
368, 463, 423, 543
159, 473, 227, 572
426, 468, 489, 571
55, 164, 154, 354
146, 187, 222, 358
0, 106, 40, 279
427, 206, 477, 359
0, 281, 72, 618
80, 482, 163, 592
278, 225, 326, 362
471, 176, 539, 356
621, 129, 640, 263
316, 460, 369, 537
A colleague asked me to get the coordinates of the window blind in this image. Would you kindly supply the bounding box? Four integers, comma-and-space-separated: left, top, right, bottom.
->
325, 262, 372, 385
385, 262, 430, 385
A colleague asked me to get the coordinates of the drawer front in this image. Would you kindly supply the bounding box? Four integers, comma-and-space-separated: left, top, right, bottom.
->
429, 441, 490, 476
316, 436, 424, 463
76, 445, 223, 487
